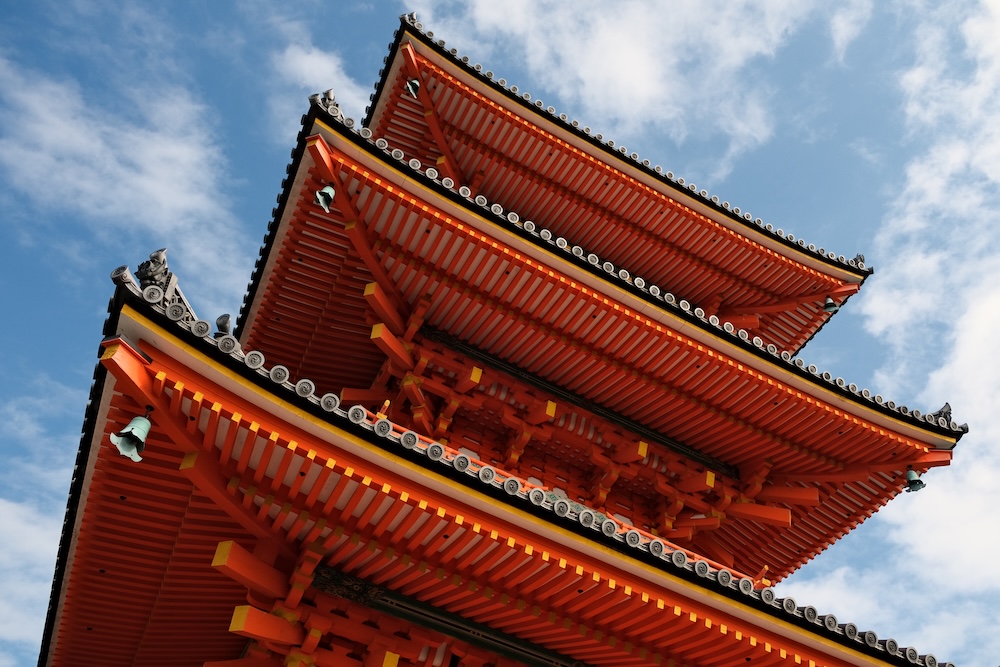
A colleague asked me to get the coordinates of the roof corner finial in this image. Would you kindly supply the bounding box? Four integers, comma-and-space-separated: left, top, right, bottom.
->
136, 248, 169, 291
401, 11, 418, 23
310, 89, 339, 114
929, 402, 952, 422
215, 314, 231, 339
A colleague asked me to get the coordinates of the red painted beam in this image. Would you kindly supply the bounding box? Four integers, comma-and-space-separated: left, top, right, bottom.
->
212, 540, 290, 599
229, 605, 305, 645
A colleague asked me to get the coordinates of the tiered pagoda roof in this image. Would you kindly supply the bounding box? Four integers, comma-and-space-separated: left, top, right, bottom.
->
41, 280, 956, 665
41, 12, 963, 667
363, 14, 871, 356
238, 38, 963, 580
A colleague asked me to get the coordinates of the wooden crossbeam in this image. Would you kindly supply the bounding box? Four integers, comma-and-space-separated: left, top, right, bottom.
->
524, 398, 557, 425
675, 470, 716, 494
229, 605, 305, 645
772, 451, 951, 483
305, 135, 408, 314
212, 540, 290, 599
364, 282, 406, 335
100, 338, 295, 558
400, 375, 435, 435
371, 323, 414, 369
756, 486, 820, 506
724, 502, 792, 527
453, 365, 483, 394
610, 439, 648, 465
719, 283, 861, 317
341, 387, 393, 405
400, 43, 463, 184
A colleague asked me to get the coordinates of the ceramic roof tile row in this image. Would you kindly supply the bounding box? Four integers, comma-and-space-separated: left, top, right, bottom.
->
374, 12, 870, 276
296, 107, 966, 438
117, 268, 953, 667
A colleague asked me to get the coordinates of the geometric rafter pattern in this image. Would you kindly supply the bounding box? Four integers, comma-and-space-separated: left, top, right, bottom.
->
87, 315, 921, 667
41, 15, 960, 667
368, 32, 866, 355
242, 129, 955, 581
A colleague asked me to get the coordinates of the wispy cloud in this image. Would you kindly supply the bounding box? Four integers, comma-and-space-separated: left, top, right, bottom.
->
849, 138, 883, 166
0, 56, 252, 318
269, 38, 372, 136
409, 1, 844, 180
217, 6, 378, 157
782, 3, 1000, 663
861, 1, 1000, 396
0, 377, 84, 664
829, 0, 873, 63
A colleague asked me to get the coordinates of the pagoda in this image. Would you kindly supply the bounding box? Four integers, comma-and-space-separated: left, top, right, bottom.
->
39, 13, 965, 667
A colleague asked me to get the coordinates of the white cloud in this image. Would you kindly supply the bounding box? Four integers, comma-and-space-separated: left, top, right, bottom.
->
830, 0, 873, 63
270, 41, 372, 130
410, 0, 829, 180
0, 57, 252, 318
0, 498, 64, 646
255, 12, 373, 141
861, 2, 1000, 393
0, 379, 83, 664
784, 3, 1000, 663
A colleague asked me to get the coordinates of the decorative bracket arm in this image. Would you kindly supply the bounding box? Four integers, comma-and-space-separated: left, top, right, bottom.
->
400, 42, 464, 184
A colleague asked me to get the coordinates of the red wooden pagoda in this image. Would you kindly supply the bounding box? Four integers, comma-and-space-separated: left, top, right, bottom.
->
40, 13, 965, 667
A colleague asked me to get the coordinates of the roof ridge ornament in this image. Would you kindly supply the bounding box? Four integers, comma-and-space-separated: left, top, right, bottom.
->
113, 248, 196, 323
309, 89, 342, 119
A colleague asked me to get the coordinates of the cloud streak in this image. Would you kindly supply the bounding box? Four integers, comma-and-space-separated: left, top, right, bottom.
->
782, 3, 1000, 663
409, 1, 867, 181
0, 377, 83, 665
0, 56, 251, 318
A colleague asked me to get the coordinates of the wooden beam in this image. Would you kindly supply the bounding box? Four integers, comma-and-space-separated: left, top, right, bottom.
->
756, 486, 820, 506
229, 605, 305, 645
400, 43, 464, 184
453, 365, 483, 394
212, 540, 290, 599
675, 470, 715, 494
340, 387, 392, 406
305, 135, 408, 314
610, 440, 648, 465
401, 375, 436, 435
100, 339, 294, 558
365, 647, 401, 667
371, 323, 414, 369
718, 314, 761, 330
719, 283, 861, 317
524, 399, 557, 425
593, 465, 620, 506
724, 502, 792, 527
178, 452, 294, 557
364, 282, 407, 335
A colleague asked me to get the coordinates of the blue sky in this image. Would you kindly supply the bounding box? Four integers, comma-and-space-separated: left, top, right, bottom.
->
2, 1, 998, 665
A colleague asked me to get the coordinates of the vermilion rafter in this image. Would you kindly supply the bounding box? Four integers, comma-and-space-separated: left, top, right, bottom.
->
407, 52, 841, 289
400, 42, 464, 185
310, 140, 932, 473
376, 233, 849, 471
437, 119, 800, 315
306, 135, 409, 315
100, 339, 296, 558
